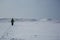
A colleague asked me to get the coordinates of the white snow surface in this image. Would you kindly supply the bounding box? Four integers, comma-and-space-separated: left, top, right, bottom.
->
0, 18, 60, 40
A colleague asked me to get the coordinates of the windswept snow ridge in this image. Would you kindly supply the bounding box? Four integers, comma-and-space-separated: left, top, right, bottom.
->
40, 18, 60, 23
0, 18, 60, 23
0, 18, 37, 22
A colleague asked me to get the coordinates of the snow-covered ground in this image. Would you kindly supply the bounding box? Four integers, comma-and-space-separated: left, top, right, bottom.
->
0, 18, 60, 40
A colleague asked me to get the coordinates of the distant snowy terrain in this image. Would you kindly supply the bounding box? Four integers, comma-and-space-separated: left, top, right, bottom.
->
0, 18, 60, 40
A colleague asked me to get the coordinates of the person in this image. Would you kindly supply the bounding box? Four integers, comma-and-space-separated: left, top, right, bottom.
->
11, 18, 14, 26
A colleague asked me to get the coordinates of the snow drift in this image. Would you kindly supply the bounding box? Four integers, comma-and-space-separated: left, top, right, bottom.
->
0, 18, 60, 23
0, 18, 60, 40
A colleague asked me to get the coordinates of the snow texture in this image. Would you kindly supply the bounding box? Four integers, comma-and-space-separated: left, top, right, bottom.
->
0, 18, 60, 40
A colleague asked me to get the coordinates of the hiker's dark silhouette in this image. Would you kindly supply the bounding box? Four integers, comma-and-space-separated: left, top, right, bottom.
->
11, 18, 14, 26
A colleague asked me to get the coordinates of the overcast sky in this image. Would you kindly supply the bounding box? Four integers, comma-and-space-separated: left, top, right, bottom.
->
0, 0, 60, 19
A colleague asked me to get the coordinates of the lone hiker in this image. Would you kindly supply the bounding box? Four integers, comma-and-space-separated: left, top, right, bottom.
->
11, 18, 14, 26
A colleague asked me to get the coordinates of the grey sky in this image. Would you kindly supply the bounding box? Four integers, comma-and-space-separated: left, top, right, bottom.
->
0, 0, 60, 19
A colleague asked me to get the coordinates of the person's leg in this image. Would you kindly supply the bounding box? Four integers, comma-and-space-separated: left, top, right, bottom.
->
12, 22, 13, 26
